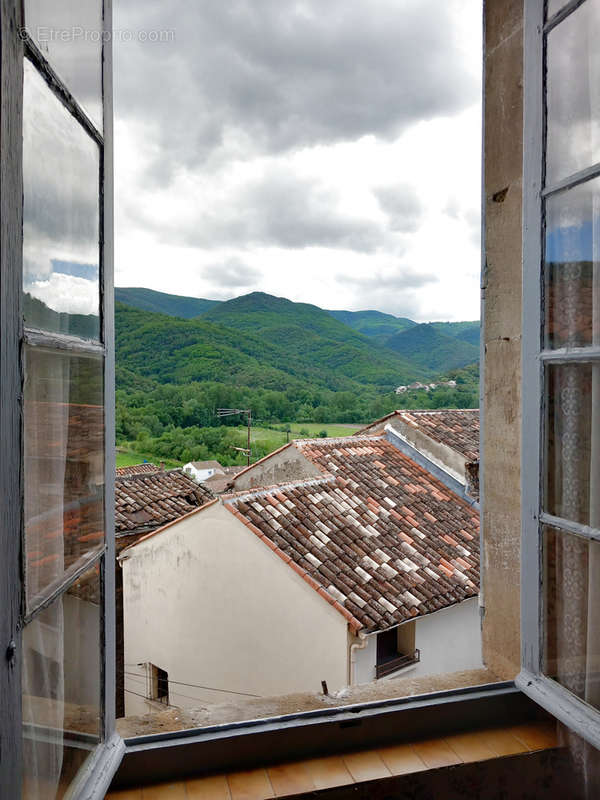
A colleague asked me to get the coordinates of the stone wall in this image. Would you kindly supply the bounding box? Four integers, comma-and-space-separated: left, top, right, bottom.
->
481, 0, 524, 678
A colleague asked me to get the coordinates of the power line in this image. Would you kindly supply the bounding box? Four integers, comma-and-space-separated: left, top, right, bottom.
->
124, 671, 260, 698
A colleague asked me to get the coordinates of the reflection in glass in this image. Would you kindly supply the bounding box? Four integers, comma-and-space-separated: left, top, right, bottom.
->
544, 363, 600, 527
24, 0, 103, 129
24, 347, 104, 610
546, 0, 600, 184
544, 526, 600, 710
544, 179, 600, 349
22, 565, 102, 800
23, 60, 100, 340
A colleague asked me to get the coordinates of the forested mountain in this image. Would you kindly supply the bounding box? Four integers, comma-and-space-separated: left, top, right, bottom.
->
326, 309, 416, 343
114, 290, 480, 465
429, 320, 480, 348
115, 287, 219, 318
116, 296, 423, 393
385, 323, 480, 372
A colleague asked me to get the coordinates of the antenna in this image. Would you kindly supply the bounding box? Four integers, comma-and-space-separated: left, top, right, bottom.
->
217, 408, 252, 467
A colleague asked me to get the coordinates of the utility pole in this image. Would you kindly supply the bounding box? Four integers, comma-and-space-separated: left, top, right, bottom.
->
217, 408, 252, 467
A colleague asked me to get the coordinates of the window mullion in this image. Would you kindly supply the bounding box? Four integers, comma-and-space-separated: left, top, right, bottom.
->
540, 347, 600, 363
520, 0, 545, 679
0, 1, 24, 794
542, 160, 600, 199
540, 512, 600, 542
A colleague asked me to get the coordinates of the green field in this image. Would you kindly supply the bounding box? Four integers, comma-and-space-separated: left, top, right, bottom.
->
116, 422, 359, 473
245, 422, 360, 460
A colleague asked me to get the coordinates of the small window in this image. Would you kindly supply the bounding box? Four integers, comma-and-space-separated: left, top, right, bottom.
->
376, 623, 419, 679
143, 662, 169, 705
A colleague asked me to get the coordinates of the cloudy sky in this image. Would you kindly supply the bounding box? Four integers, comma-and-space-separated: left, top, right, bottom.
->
113, 0, 482, 322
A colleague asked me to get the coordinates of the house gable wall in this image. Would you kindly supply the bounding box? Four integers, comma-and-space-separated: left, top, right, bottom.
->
232, 447, 321, 492
121, 502, 348, 714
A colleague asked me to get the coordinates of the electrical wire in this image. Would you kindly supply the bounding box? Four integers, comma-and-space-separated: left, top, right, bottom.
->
124, 670, 260, 698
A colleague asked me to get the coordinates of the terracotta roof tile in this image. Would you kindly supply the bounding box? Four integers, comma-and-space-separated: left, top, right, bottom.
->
115, 463, 159, 476
115, 469, 215, 534
357, 409, 479, 462
226, 436, 479, 633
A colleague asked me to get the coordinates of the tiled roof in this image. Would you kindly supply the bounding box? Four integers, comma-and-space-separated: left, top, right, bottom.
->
186, 460, 224, 471
394, 410, 480, 462
357, 410, 479, 462
116, 463, 159, 476
115, 469, 215, 534
226, 437, 479, 633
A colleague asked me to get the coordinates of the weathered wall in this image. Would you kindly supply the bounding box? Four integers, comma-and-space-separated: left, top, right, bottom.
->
353, 598, 482, 685
121, 502, 348, 715
232, 445, 321, 491
481, 0, 523, 678
386, 422, 467, 485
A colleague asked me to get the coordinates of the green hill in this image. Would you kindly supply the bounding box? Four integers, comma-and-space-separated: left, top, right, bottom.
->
429, 320, 480, 347
200, 292, 423, 386
115, 287, 219, 318
326, 309, 416, 343
385, 323, 480, 373
116, 294, 424, 393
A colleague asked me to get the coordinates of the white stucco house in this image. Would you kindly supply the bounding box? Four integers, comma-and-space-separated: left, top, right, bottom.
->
183, 460, 225, 483
120, 431, 482, 716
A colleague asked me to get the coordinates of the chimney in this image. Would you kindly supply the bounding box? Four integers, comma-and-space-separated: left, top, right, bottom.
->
159, 461, 165, 471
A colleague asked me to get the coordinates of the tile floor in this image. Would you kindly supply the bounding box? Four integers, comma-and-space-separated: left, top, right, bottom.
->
106, 720, 558, 800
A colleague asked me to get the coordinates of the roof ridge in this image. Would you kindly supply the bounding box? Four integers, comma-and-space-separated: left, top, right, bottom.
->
115, 467, 185, 483
297, 434, 383, 447
399, 409, 479, 415
224, 474, 337, 504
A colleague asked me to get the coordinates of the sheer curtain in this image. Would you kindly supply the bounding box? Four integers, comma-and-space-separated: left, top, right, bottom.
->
22, 356, 69, 800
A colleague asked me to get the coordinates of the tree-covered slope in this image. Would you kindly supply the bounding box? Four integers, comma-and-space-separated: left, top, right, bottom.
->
115, 287, 220, 318
326, 309, 416, 343
116, 298, 424, 394
429, 320, 480, 347
385, 323, 480, 373
200, 292, 423, 385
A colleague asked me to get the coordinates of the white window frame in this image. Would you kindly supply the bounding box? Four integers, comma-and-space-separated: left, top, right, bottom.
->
517, 0, 600, 748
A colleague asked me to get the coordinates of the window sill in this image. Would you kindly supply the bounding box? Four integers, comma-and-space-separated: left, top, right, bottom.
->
516, 669, 600, 751
109, 681, 543, 792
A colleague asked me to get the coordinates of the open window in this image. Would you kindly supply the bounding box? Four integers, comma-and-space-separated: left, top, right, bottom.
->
376, 623, 419, 679
518, 0, 600, 749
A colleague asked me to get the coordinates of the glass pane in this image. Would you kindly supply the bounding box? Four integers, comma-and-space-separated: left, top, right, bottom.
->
25, 347, 104, 610
24, 0, 103, 129
22, 564, 102, 800
544, 178, 600, 349
544, 362, 600, 526
23, 60, 100, 341
546, 0, 600, 184
543, 526, 600, 709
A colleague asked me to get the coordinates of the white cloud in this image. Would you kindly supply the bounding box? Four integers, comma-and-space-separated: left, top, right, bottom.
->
114, 1, 482, 322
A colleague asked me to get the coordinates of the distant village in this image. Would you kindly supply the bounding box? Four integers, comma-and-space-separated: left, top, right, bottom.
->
395, 380, 457, 394
113, 408, 482, 726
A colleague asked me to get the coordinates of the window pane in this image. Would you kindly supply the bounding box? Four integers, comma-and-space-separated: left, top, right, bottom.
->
22, 564, 102, 800
543, 526, 600, 710
24, 0, 103, 130
25, 347, 104, 610
546, 0, 600, 184
547, 0, 568, 19
544, 362, 600, 527
23, 60, 100, 341
544, 178, 600, 349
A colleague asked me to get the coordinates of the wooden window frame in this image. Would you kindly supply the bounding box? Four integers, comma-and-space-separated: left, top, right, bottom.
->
0, 1, 123, 797
517, 0, 600, 749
